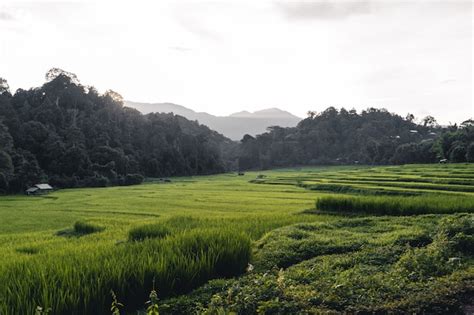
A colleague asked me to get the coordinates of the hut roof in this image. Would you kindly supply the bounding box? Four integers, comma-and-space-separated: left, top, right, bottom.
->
35, 184, 53, 190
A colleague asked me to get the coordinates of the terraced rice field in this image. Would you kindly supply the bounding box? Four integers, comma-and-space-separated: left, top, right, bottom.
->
254, 164, 474, 196
0, 164, 473, 314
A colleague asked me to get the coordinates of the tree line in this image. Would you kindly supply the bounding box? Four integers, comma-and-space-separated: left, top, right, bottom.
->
0, 69, 472, 193
238, 107, 473, 170
0, 69, 237, 193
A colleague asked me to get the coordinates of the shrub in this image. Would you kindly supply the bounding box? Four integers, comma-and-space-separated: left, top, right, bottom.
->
437, 214, 474, 254
450, 145, 467, 163
466, 143, 474, 162
123, 174, 144, 186
82, 174, 109, 187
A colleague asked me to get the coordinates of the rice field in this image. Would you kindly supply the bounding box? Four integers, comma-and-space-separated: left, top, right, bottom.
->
315, 194, 474, 215
0, 164, 473, 314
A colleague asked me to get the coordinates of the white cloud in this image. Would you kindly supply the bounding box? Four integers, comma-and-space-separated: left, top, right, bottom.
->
0, 0, 472, 123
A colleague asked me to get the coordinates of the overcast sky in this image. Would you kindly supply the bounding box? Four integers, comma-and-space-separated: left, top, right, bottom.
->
1, 1, 472, 123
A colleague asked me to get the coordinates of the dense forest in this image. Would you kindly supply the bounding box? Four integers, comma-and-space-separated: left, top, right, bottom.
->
0, 69, 472, 193
0, 69, 237, 193
238, 107, 474, 170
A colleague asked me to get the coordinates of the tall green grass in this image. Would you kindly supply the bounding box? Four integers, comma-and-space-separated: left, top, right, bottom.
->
129, 223, 171, 241
73, 221, 105, 235
0, 229, 252, 314
316, 195, 474, 215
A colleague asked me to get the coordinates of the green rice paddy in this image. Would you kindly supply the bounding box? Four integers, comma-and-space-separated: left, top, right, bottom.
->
0, 164, 473, 314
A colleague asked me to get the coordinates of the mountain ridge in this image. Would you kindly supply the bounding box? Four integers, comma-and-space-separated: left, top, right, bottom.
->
125, 101, 301, 140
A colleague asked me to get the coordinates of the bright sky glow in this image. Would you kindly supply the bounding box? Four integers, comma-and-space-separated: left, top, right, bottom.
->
1, 0, 472, 123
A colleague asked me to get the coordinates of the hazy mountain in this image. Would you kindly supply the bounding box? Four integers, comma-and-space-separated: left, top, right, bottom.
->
125, 101, 302, 140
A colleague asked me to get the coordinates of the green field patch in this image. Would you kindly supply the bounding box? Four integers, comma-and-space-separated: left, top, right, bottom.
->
316, 195, 474, 215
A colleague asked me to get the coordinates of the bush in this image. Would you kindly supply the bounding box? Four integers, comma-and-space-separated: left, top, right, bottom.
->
129, 224, 171, 241
466, 143, 474, 162
81, 174, 109, 187
438, 214, 474, 254
450, 145, 467, 163
0, 172, 8, 194
123, 173, 144, 186
49, 175, 79, 188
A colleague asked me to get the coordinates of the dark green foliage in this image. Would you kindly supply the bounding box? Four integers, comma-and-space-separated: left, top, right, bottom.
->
436, 122, 474, 163
451, 145, 467, 162
0, 70, 236, 193
129, 224, 171, 241
56, 221, 105, 237
123, 173, 144, 186
438, 215, 474, 255
391, 141, 437, 164
394, 232, 432, 248
466, 142, 474, 162
15, 246, 40, 255
82, 174, 109, 187
73, 221, 105, 235
238, 107, 441, 170
238, 108, 474, 171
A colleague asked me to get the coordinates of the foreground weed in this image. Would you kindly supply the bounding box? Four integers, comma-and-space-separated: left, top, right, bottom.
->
146, 280, 160, 315
110, 290, 124, 315
35, 306, 51, 315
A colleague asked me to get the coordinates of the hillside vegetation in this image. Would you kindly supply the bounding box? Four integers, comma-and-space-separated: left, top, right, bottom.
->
0, 164, 473, 314
0, 70, 236, 194
239, 108, 474, 170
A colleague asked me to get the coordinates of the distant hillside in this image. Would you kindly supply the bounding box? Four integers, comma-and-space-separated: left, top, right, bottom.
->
237, 107, 460, 170
0, 69, 239, 193
125, 101, 301, 140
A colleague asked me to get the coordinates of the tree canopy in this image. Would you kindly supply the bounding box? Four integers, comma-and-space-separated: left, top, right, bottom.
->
238, 107, 473, 170
0, 69, 237, 193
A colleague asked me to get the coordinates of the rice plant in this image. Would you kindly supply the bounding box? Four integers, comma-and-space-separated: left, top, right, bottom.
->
0, 229, 252, 314
129, 224, 171, 241
73, 221, 105, 235
315, 195, 474, 215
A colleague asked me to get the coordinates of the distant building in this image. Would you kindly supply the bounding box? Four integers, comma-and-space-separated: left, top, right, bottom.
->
26, 184, 53, 195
